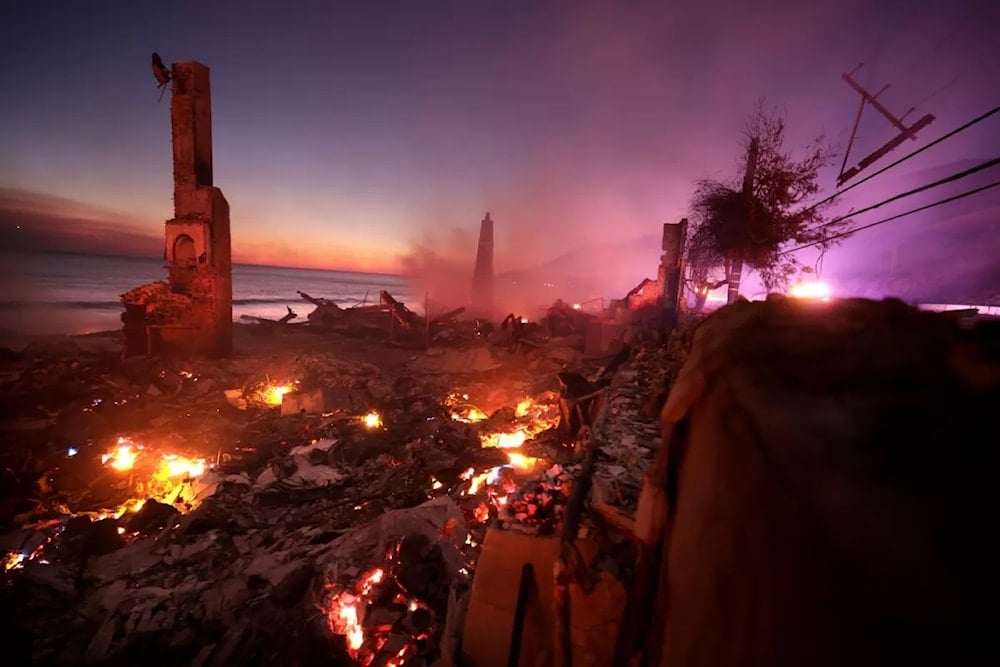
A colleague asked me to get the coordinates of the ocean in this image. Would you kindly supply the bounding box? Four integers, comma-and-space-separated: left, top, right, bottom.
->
0, 251, 415, 337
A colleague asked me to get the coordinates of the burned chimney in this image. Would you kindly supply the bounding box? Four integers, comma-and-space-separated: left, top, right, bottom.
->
471, 212, 494, 316
121, 60, 233, 357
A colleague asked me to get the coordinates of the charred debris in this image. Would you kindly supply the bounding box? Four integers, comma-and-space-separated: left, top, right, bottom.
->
0, 285, 694, 666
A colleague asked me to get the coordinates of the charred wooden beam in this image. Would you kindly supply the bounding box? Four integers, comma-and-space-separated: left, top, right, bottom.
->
380, 290, 422, 330
240, 306, 297, 326
297, 290, 340, 310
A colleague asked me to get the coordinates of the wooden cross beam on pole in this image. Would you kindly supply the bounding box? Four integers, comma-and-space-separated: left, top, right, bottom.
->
837, 66, 936, 186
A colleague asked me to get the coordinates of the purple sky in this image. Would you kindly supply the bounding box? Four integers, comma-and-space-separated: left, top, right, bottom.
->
0, 0, 997, 298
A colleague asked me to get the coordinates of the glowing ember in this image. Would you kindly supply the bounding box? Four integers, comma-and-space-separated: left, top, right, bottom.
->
4, 552, 25, 572
326, 567, 385, 654
99, 438, 207, 517
101, 438, 140, 471
481, 430, 527, 449
445, 392, 489, 423
261, 383, 294, 406
451, 406, 488, 422
362, 410, 383, 429
467, 465, 513, 496
505, 452, 539, 470
159, 454, 206, 479
789, 280, 832, 301
455, 393, 563, 522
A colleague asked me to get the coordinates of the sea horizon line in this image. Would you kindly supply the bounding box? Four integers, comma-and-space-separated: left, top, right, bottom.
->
0, 248, 412, 279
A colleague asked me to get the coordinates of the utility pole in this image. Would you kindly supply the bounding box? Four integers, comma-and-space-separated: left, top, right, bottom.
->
728, 138, 758, 305
837, 65, 935, 185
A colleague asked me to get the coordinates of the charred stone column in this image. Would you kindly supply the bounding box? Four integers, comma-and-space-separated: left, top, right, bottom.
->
471, 211, 494, 316
162, 61, 232, 356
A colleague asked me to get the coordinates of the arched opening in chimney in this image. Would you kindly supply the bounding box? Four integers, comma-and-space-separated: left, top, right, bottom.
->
173, 234, 197, 264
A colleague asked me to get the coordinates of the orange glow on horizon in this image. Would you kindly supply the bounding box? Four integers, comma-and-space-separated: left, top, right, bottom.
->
232, 240, 407, 275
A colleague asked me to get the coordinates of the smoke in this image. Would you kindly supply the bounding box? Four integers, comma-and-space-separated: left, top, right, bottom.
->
397, 225, 478, 314
394, 0, 1000, 309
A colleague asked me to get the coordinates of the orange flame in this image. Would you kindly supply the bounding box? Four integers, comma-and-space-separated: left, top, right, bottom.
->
101, 438, 140, 471
445, 392, 490, 423
480, 430, 527, 449
326, 567, 385, 655
362, 411, 383, 429
261, 383, 295, 406
99, 437, 207, 518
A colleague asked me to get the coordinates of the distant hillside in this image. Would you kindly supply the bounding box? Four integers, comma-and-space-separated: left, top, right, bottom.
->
0, 188, 161, 258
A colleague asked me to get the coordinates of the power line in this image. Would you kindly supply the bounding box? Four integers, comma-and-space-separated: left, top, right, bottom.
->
804, 105, 1000, 215
782, 179, 1000, 255
811, 155, 1000, 231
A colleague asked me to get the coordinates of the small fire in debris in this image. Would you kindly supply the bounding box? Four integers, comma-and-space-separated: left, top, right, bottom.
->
362, 410, 383, 429
261, 383, 295, 406
328, 567, 385, 652
323, 555, 431, 665
451, 406, 488, 423
3, 535, 51, 573
97, 437, 208, 517
4, 552, 25, 572
466, 466, 500, 495
101, 438, 140, 471
481, 430, 526, 449
444, 392, 489, 423
513, 396, 561, 426
160, 454, 207, 478
505, 452, 539, 470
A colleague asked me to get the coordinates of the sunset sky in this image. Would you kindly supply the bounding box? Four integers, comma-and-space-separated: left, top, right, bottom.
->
1, 0, 997, 290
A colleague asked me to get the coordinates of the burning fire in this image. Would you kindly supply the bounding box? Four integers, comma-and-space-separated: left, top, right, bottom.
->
323, 556, 429, 664
261, 383, 294, 406
789, 280, 832, 302
452, 406, 488, 423
452, 395, 560, 506
444, 392, 489, 423
480, 396, 559, 462
481, 430, 526, 449
4, 552, 25, 572
505, 452, 539, 469
98, 437, 208, 518
101, 440, 139, 471
362, 411, 383, 429
327, 567, 385, 653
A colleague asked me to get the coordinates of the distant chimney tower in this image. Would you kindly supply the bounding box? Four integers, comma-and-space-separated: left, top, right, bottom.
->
471, 212, 494, 315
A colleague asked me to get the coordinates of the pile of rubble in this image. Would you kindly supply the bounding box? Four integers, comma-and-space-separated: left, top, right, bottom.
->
0, 308, 696, 665
2, 488, 469, 665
